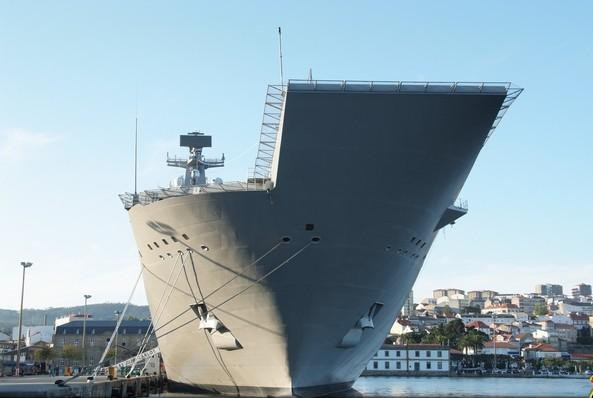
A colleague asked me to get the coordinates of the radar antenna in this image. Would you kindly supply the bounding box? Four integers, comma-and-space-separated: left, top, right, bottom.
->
167, 132, 225, 187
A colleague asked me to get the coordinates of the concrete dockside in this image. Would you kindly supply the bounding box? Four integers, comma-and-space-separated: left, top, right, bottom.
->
0, 375, 166, 397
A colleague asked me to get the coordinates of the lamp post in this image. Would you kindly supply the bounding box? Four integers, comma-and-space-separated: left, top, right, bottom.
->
114, 310, 121, 365
82, 294, 91, 373
15, 261, 32, 376
492, 313, 497, 372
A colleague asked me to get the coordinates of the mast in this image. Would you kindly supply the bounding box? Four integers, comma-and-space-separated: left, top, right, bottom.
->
134, 116, 138, 196
278, 27, 284, 86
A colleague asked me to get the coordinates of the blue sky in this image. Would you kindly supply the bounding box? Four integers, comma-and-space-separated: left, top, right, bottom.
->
1, 1, 591, 310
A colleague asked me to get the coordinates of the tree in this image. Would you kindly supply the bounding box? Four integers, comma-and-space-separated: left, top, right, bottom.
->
463, 328, 488, 367
457, 334, 473, 360
34, 347, 55, 363
533, 303, 548, 316
442, 305, 455, 317
421, 324, 448, 345
542, 357, 566, 369
443, 318, 465, 348
421, 331, 439, 344
400, 331, 425, 344
61, 345, 82, 367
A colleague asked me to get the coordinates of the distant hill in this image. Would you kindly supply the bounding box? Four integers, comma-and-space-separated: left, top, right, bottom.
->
0, 303, 150, 334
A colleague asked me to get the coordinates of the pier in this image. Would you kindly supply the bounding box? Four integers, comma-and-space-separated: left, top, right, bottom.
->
0, 374, 166, 398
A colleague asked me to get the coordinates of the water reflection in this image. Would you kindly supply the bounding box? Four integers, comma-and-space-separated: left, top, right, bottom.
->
152, 376, 592, 398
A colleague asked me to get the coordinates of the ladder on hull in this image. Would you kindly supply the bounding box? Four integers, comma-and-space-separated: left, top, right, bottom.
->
252, 85, 285, 182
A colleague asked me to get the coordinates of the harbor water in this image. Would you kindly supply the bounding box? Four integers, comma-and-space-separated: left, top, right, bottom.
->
353, 376, 591, 397
154, 376, 592, 397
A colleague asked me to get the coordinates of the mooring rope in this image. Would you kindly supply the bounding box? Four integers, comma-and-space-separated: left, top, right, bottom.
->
91, 268, 143, 377
127, 252, 184, 376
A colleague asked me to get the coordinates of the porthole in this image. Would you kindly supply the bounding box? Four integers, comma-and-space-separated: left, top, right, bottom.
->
153, 242, 160, 248
305, 224, 314, 231
410, 237, 416, 243
421, 242, 426, 248
200, 244, 209, 251
182, 234, 189, 240
162, 239, 169, 245
385, 245, 392, 252
415, 240, 421, 246
147, 244, 153, 250
171, 236, 178, 243
281, 236, 292, 243
311, 236, 321, 243
166, 253, 172, 257
158, 255, 164, 260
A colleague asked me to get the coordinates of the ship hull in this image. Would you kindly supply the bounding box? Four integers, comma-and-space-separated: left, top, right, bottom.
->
129, 188, 439, 396
126, 84, 512, 396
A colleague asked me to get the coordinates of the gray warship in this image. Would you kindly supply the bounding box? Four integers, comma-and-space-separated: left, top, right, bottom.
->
120, 80, 522, 397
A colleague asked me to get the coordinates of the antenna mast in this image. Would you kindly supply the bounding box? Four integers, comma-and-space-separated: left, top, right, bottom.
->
278, 27, 284, 86
134, 116, 138, 196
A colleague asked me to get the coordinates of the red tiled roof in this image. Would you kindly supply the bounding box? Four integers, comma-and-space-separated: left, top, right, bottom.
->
569, 313, 589, 321
571, 353, 593, 360
524, 343, 560, 352
466, 320, 490, 329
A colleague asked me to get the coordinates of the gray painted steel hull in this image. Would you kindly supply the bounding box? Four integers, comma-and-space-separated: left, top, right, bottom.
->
126, 86, 511, 396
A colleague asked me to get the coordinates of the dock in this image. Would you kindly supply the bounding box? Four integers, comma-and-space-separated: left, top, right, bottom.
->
0, 374, 166, 398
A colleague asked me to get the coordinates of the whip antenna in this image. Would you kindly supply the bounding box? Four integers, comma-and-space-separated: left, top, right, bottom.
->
134, 116, 138, 196
278, 27, 284, 86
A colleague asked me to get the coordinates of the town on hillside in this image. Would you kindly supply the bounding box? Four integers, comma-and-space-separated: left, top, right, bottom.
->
1, 283, 592, 378
366, 283, 593, 376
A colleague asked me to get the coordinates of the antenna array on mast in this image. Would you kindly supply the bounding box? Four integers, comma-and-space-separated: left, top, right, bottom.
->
278, 27, 284, 86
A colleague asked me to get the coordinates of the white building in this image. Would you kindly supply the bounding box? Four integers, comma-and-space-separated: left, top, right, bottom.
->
11, 326, 54, 346
458, 314, 515, 326
436, 295, 469, 311
523, 343, 567, 360
465, 341, 519, 357
54, 314, 92, 328
390, 318, 414, 336
481, 303, 520, 315
401, 290, 415, 317
365, 344, 450, 373
557, 301, 593, 316
535, 314, 572, 325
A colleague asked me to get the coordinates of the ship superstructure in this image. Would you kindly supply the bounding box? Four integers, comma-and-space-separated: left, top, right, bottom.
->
120, 80, 521, 397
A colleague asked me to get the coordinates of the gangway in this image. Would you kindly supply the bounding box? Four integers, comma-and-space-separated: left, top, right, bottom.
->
104, 347, 161, 373
114, 347, 160, 369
